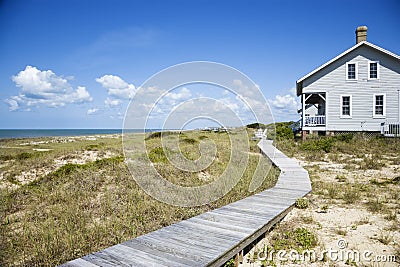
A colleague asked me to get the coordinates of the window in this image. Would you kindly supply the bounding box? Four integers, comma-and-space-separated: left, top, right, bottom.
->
340, 95, 352, 117
368, 61, 380, 79
346, 62, 357, 80
373, 94, 386, 117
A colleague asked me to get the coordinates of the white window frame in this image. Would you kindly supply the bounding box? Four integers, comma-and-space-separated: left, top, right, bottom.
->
373, 93, 386, 118
346, 62, 358, 81
368, 61, 380, 80
340, 95, 352, 118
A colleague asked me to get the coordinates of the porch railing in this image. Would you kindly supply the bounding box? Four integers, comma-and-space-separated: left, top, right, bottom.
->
382, 120, 400, 137
304, 115, 326, 126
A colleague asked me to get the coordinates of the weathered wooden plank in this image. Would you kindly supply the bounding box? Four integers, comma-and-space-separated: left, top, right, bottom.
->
221, 205, 286, 219
252, 190, 298, 199
279, 172, 309, 179
135, 235, 214, 263
275, 181, 312, 188
273, 185, 311, 193
166, 222, 244, 245
205, 210, 265, 228
281, 170, 309, 175
266, 186, 310, 194
180, 219, 247, 240
211, 206, 277, 222
103, 244, 184, 267
270, 158, 299, 163
161, 221, 240, 242
227, 199, 292, 211
222, 199, 287, 211
245, 198, 296, 209
276, 179, 310, 186
189, 217, 253, 238
82, 252, 130, 267
143, 225, 232, 255
206, 210, 271, 229
227, 196, 292, 209
188, 217, 254, 235
122, 238, 199, 266
196, 211, 262, 230
59, 258, 99, 267
226, 201, 291, 215
215, 206, 280, 222
276, 179, 311, 184
131, 235, 217, 265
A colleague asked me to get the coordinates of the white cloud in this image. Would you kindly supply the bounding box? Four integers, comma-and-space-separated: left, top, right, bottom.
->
104, 97, 122, 107
87, 108, 99, 115
5, 66, 92, 111
96, 75, 136, 99
269, 88, 301, 121
165, 87, 191, 102
73, 86, 92, 103
270, 94, 298, 110
4, 98, 19, 111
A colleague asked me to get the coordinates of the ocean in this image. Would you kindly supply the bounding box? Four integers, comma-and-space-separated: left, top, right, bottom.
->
0, 129, 159, 139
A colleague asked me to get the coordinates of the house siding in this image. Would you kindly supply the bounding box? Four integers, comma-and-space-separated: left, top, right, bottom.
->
301, 45, 400, 132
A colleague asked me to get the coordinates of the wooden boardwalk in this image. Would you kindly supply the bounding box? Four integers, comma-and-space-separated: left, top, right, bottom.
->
60, 139, 311, 267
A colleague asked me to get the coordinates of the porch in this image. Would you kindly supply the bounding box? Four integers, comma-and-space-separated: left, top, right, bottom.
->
382, 120, 400, 137
301, 92, 326, 130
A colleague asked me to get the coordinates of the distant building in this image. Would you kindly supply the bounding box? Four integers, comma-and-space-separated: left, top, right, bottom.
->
296, 26, 400, 138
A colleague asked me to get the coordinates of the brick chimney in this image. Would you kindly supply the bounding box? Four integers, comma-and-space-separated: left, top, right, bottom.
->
356, 26, 368, 43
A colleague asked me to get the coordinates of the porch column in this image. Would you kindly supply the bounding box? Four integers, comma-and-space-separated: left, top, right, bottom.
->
302, 93, 305, 128
302, 130, 307, 141
302, 93, 306, 141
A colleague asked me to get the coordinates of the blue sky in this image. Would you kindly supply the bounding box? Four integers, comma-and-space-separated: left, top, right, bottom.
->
0, 0, 399, 129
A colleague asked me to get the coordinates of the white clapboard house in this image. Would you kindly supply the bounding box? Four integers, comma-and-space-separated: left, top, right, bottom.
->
296, 26, 400, 138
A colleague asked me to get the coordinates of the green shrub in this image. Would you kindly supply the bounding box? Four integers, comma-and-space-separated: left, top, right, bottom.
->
360, 155, 385, 170
300, 137, 334, 153
392, 176, 400, 184
366, 198, 384, 213
0, 155, 13, 161
49, 163, 87, 178
180, 138, 198, 144
271, 227, 317, 252
342, 185, 361, 204
223, 258, 235, 267
335, 175, 347, 182
326, 183, 339, 199
335, 133, 354, 142
16, 152, 33, 160
93, 156, 124, 167
198, 135, 208, 140
145, 131, 175, 140
85, 144, 100, 151
295, 198, 309, 209
246, 122, 264, 129
6, 174, 21, 185
148, 147, 169, 163
272, 122, 294, 140
293, 228, 318, 250
276, 125, 294, 140
336, 228, 347, 236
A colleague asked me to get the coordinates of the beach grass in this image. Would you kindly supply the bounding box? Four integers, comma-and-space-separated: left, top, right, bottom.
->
0, 129, 278, 266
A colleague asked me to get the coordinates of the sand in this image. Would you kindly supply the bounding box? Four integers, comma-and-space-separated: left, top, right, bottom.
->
241, 153, 400, 267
